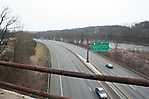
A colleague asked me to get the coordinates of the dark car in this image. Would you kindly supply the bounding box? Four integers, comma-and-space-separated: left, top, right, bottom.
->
95, 87, 107, 99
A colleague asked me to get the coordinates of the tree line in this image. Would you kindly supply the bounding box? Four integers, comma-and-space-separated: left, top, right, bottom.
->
36, 21, 149, 45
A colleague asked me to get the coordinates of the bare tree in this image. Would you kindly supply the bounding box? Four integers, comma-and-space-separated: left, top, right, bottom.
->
114, 40, 119, 50
0, 7, 18, 54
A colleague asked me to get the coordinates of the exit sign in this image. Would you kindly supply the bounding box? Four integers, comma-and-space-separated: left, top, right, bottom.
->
89, 40, 109, 52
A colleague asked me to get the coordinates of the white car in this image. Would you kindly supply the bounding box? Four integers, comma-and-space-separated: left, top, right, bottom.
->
95, 87, 107, 99
105, 63, 113, 69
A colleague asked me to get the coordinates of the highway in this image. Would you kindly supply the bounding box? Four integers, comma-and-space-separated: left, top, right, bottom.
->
37, 39, 149, 99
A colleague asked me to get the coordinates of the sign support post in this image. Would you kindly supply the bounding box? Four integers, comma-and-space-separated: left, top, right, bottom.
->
86, 39, 89, 63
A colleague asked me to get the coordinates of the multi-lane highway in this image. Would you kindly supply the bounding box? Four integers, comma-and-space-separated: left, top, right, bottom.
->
37, 39, 149, 99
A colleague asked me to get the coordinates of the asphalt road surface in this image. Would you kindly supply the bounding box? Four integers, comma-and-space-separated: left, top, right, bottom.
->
37, 39, 149, 99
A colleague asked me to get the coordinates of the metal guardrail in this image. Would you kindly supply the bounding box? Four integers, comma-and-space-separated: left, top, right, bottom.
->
0, 61, 149, 98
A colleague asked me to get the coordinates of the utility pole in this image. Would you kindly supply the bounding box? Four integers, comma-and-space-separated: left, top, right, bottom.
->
86, 38, 89, 63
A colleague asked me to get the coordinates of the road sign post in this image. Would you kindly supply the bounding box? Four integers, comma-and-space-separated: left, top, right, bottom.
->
86, 39, 89, 63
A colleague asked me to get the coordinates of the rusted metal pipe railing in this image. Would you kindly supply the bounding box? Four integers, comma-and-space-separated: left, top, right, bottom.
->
0, 80, 70, 99
0, 61, 149, 87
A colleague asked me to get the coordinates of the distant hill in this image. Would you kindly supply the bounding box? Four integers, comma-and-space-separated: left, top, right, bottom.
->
35, 21, 149, 45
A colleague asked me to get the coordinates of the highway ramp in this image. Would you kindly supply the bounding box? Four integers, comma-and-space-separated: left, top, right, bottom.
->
37, 39, 149, 99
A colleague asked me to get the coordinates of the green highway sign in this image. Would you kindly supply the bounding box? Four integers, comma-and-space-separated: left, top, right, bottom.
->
89, 40, 109, 52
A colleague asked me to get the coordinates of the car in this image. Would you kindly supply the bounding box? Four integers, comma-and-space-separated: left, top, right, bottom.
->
95, 87, 107, 99
105, 63, 113, 69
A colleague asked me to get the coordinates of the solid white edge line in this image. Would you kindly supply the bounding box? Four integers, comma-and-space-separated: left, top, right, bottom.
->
76, 53, 101, 75
57, 55, 64, 96
76, 53, 125, 99
60, 75, 64, 96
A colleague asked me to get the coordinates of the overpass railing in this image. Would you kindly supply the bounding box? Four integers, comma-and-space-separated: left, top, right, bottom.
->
0, 61, 149, 99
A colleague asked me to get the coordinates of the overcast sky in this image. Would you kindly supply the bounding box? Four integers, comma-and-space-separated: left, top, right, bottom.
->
0, 0, 149, 31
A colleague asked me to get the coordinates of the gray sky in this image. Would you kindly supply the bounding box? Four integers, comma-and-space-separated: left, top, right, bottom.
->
0, 0, 149, 31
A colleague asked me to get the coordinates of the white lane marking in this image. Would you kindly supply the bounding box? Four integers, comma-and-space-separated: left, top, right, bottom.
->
76, 54, 101, 75
88, 87, 92, 92
129, 85, 136, 91
76, 53, 128, 99
57, 54, 64, 96
107, 82, 128, 98
59, 75, 64, 96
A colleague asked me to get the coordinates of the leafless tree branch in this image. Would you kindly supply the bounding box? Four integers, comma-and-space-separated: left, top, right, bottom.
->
0, 7, 19, 55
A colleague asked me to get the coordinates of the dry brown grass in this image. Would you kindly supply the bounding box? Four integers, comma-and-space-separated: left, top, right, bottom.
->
110, 49, 149, 77
30, 43, 49, 66
0, 32, 49, 97
29, 42, 49, 91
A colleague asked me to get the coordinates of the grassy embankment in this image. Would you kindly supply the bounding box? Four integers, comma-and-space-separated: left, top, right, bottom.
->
0, 32, 50, 98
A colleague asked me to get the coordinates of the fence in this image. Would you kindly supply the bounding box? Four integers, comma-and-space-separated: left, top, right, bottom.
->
0, 61, 149, 99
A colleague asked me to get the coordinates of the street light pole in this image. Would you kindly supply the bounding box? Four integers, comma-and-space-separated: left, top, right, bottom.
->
86, 38, 89, 63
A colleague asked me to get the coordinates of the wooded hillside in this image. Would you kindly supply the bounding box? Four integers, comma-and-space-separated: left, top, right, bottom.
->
36, 21, 149, 45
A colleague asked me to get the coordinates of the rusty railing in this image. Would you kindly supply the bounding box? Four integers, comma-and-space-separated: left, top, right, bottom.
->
0, 61, 149, 99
